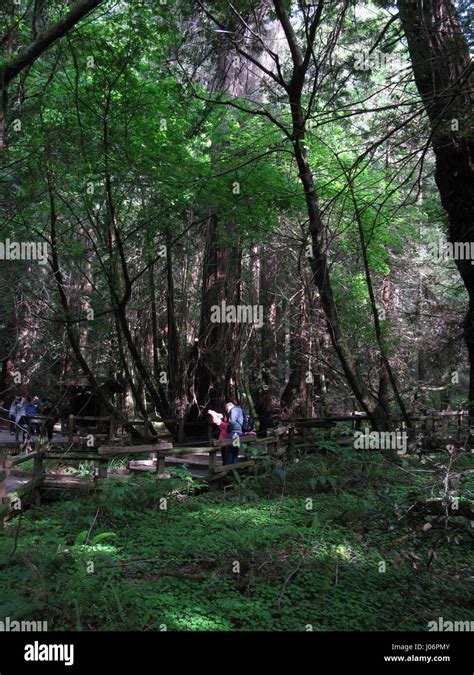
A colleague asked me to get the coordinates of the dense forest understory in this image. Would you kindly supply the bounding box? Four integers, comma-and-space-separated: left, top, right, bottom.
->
1, 442, 473, 631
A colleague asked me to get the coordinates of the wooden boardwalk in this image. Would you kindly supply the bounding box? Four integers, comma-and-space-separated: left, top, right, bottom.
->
1, 410, 471, 525
0, 427, 288, 526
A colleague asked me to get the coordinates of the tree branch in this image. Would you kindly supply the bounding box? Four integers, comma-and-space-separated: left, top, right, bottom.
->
1, 0, 104, 88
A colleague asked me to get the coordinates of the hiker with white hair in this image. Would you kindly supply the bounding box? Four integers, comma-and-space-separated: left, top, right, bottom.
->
13, 397, 27, 441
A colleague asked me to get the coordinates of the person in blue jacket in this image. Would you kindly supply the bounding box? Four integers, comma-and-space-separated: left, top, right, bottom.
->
223, 401, 244, 465
24, 397, 39, 436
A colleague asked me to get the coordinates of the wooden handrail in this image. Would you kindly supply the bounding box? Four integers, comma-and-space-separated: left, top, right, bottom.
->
8, 451, 40, 468
0, 445, 45, 526
157, 446, 217, 457
68, 415, 112, 421
98, 442, 173, 455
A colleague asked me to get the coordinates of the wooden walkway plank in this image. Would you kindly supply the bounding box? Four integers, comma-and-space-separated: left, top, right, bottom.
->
98, 443, 173, 455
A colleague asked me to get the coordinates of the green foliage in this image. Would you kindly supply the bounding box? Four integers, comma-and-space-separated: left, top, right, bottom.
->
1, 449, 472, 631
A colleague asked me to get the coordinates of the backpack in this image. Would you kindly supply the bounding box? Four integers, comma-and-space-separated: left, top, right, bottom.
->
242, 410, 254, 433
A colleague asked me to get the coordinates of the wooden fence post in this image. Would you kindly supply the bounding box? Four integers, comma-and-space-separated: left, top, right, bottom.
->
109, 416, 115, 441
208, 450, 217, 475
68, 414, 74, 443
93, 457, 107, 481
156, 453, 166, 478
266, 430, 275, 456
32, 448, 44, 505
98, 459, 108, 479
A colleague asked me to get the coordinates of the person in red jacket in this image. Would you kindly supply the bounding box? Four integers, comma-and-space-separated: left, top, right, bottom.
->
208, 409, 229, 464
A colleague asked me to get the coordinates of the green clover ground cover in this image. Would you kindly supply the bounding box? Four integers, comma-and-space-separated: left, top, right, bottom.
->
0, 449, 472, 631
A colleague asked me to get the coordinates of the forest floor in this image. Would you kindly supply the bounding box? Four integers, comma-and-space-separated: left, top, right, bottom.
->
0, 440, 473, 631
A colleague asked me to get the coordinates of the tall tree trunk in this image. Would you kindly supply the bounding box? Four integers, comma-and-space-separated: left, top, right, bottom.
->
259, 246, 279, 403
415, 274, 427, 411
194, 215, 242, 411
397, 0, 474, 419
349, 179, 409, 425
193, 38, 247, 415
280, 286, 310, 418
166, 235, 180, 409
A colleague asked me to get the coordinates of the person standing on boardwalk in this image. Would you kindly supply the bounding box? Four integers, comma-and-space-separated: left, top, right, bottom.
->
39, 397, 57, 441
208, 409, 229, 465
24, 397, 39, 436
223, 401, 244, 465
9, 398, 18, 434
209, 402, 254, 465
14, 397, 26, 441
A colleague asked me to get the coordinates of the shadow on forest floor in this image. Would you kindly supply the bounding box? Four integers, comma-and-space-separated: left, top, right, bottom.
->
0, 446, 473, 631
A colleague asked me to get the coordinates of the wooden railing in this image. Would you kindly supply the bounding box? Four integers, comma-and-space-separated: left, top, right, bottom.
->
15, 410, 467, 445
2, 410, 469, 525
66, 415, 115, 443
280, 411, 472, 433
206, 427, 289, 479
97, 429, 291, 481
0, 443, 45, 528
1, 413, 117, 444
